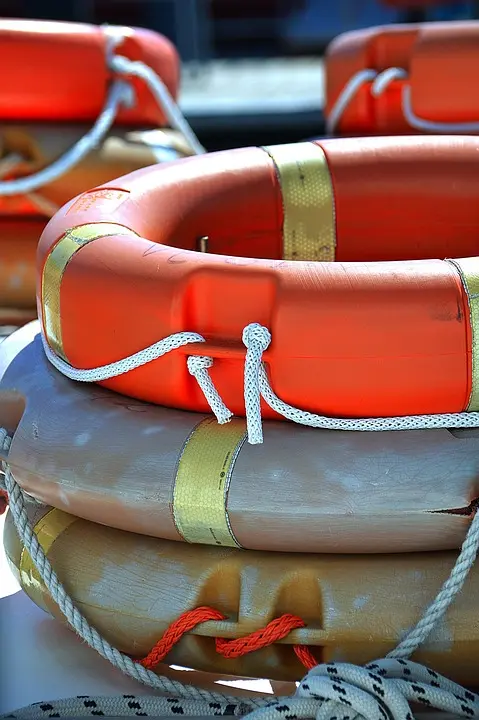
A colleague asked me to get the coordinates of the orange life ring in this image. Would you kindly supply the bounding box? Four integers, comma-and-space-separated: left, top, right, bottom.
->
325, 21, 479, 136
37, 136, 479, 423
0, 19, 179, 127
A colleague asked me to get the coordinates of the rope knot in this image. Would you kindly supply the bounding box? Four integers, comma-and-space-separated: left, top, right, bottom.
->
186, 355, 213, 375
242, 323, 272, 353
187, 355, 233, 425
242, 324, 271, 445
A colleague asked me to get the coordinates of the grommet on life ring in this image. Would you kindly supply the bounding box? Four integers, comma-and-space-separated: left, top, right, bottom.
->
325, 20, 479, 136
4, 501, 479, 685
2, 321, 479, 554
0, 19, 202, 321
37, 135, 479, 425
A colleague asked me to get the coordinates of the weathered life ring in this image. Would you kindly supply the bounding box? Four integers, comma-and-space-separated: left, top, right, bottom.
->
325, 20, 479, 136
38, 136, 479, 424
2, 322, 478, 553
0, 19, 202, 318
4, 501, 479, 685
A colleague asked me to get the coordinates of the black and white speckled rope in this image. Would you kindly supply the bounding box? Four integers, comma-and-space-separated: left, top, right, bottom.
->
3, 659, 479, 720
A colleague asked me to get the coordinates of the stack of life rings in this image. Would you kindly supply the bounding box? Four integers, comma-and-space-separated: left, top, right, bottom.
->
0, 19, 202, 329
4, 14, 479, 720
2, 130, 479, 698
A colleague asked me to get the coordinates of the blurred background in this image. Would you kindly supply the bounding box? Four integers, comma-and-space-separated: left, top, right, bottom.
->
2, 0, 479, 150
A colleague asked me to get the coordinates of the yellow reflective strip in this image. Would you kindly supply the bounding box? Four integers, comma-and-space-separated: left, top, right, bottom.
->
172, 417, 247, 547
19, 508, 77, 612
447, 257, 479, 411
263, 142, 336, 262
41, 222, 138, 360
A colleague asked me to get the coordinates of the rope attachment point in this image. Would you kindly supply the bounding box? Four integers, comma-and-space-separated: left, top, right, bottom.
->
327, 65, 479, 135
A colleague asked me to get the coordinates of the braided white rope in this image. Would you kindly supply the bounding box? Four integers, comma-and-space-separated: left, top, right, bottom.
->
0, 429, 41, 506
41, 322, 479, 446
325, 69, 377, 135
108, 54, 205, 155
0, 35, 204, 197
0, 153, 61, 218
0, 80, 134, 196
327, 65, 479, 135
3, 424, 479, 719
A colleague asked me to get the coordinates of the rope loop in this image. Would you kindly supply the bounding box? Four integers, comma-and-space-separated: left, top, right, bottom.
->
327, 65, 479, 135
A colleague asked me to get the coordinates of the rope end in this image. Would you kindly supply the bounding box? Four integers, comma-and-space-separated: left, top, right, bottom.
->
247, 428, 264, 445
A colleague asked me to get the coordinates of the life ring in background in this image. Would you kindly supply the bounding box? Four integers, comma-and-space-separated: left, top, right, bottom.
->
0, 19, 201, 322
4, 501, 479, 685
38, 136, 479, 421
325, 20, 479, 136
1, 321, 478, 554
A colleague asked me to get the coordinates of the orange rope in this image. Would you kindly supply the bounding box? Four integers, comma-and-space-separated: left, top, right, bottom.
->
138, 606, 317, 671
0, 489, 318, 670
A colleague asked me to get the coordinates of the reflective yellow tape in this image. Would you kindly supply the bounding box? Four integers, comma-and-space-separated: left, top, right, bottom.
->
41, 222, 138, 360
172, 418, 247, 547
447, 258, 479, 412
19, 508, 77, 612
263, 142, 336, 262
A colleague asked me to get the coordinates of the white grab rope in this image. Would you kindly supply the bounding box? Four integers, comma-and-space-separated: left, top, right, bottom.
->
0, 34, 204, 197
109, 54, 205, 156
0, 153, 61, 217
2, 423, 479, 719
42, 322, 479, 446
327, 65, 479, 135
0, 80, 134, 196
325, 69, 377, 135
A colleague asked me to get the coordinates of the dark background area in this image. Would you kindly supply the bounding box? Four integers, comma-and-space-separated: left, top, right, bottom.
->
3, 0, 479, 149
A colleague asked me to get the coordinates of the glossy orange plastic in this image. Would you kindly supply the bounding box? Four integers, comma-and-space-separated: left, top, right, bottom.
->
326, 20, 479, 135
38, 136, 479, 420
0, 19, 179, 127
